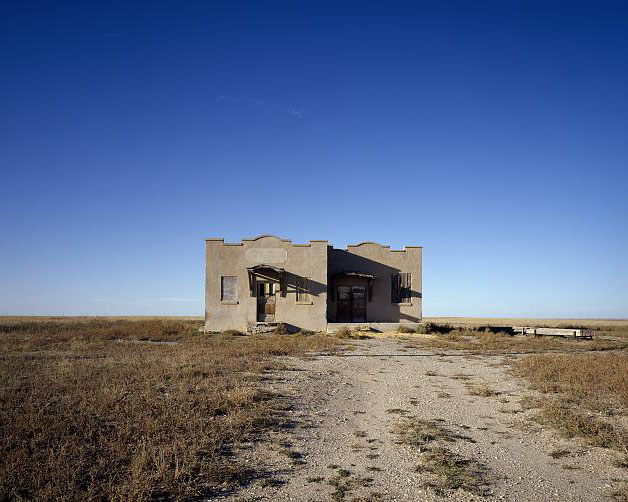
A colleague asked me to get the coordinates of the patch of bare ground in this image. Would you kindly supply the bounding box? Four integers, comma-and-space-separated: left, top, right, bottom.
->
0, 318, 340, 500
233, 336, 628, 501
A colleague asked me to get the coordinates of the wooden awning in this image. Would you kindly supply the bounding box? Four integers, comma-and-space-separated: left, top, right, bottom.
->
247, 265, 286, 296
331, 272, 375, 279
247, 264, 285, 274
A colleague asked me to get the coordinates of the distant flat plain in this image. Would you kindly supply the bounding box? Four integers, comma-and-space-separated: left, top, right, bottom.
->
3, 315, 626, 327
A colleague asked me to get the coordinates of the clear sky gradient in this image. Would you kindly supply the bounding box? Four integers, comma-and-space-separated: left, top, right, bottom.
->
1, 1, 627, 317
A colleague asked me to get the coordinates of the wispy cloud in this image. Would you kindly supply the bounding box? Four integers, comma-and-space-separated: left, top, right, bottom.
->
216, 96, 304, 119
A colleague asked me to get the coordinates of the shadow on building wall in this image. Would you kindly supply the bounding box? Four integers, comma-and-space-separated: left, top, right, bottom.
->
327, 249, 421, 323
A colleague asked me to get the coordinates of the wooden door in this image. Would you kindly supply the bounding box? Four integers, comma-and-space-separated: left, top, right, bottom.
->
351, 286, 367, 322
256, 281, 276, 322
336, 286, 352, 322
336, 285, 367, 322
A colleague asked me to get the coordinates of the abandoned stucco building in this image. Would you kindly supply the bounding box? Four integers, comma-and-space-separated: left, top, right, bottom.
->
204, 235, 422, 333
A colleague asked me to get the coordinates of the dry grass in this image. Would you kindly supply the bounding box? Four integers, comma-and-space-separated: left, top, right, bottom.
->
334, 326, 373, 340
538, 402, 622, 448
401, 328, 628, 354
515, 353, 628, 451
549, 449, 571, 459
418, 447, 491, 496
614, 483, 628, 501
396, 325, 415, 334
468, 384, 499, 397
392, 418, 473, 447
516, 353, 628, 412
0, 318, 339, 500
423, 317, 628, 334
325, 466, 375, 501
391, 418, 489, 496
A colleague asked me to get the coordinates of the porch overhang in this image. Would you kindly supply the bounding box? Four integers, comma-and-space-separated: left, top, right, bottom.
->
247, 264, 286, 296
331, 272, 375, 280
330, 272, 376, 301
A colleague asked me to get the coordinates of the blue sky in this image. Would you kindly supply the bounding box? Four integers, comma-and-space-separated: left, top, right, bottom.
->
1, 0, 627, 317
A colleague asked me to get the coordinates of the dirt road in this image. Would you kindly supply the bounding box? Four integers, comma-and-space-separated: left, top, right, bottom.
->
232, 337, 627, 501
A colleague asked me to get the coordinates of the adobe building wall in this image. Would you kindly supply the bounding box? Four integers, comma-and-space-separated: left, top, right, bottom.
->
327, 242, 422, 323
205, 235, 328, 332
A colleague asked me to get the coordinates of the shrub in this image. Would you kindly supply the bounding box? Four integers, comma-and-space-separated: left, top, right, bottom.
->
397, 325, 415, 334
273, 323, 289, 335
335, 326, 353, 338
415, 322, 438, 334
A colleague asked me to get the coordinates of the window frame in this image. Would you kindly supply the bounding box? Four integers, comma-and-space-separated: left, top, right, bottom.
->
391, 273, 411, 304
295, 276, 312, 304
220, 276, 238, 303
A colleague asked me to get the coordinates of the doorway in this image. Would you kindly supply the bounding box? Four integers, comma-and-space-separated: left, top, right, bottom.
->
256, 281, 277, 322
337, 285, 367, 322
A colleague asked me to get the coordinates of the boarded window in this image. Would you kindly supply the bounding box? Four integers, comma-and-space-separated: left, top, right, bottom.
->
296, 276, 311, 302
391, 273, 411, 303
221, 276, 237, 301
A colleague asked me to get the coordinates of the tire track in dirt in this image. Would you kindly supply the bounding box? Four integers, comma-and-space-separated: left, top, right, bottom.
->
231, 338, 627, 501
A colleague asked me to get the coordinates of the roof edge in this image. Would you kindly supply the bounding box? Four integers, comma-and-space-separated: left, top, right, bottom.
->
347, 241, 391, 248
242, 234, 292, 243
206, 236, 422, 249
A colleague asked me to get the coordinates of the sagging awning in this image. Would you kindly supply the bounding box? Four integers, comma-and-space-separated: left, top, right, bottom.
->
247, 264, 286, 296
331, 272, 375, 280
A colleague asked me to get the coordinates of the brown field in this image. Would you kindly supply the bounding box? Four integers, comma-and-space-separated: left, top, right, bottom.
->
1, 316, 627, 500
424, 317, 628, 329
424, 317, 628, 338
399, 327, 628, 354
515, 352, 628, 450
0, 318, 339, 500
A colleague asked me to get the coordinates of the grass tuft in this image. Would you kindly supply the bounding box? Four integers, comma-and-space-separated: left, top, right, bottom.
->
418, 447, 491, 496
392, 417, 489, 496
392, 418, 473, 448
273, 323, 290, 335
538, 401, 623, 448
468, 384, 499, 397
335, 326, 354, 338
397, 325, 415, 334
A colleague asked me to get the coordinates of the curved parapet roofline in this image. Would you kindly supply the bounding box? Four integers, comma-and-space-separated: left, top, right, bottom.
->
204, 235, 290, 245
242, 234, 292, 243
345, 241, 422, 251
347, 241, 391, 248
206, 236, 419, 249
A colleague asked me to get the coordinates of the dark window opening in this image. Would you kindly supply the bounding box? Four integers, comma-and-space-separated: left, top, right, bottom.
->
391, 273, 411, 303
296, 276, 311, 302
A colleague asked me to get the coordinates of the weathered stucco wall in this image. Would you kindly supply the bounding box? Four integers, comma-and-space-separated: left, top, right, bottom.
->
205, 235, 422, 332
205, 235, 328, 332
327, 243, 422, 323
